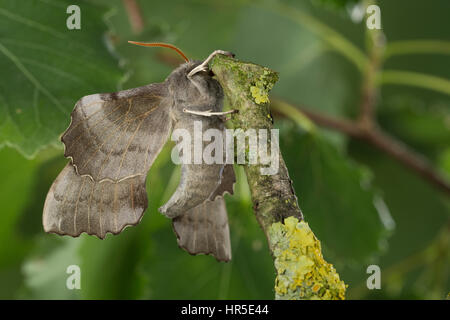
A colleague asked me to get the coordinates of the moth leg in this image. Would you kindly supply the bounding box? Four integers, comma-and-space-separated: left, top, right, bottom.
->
182, 108, 237, 117
187, 50, 234, 78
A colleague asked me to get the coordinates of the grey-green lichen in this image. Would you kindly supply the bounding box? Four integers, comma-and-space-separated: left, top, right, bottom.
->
211, 55, 278, 111
269, 217, 347, 300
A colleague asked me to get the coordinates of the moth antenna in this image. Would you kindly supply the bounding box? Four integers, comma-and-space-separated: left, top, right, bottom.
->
128, 41, 189, 62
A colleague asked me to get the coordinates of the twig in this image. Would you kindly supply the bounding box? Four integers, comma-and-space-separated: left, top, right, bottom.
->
272, 100, 450, 195
357, 5, 449, 195
384, 40, 450, 59
212, 55, 347, 300
365, 128, 450, 194
358, 35, 383, 130
296, 106, 362, 137
122, 0, 144, 34
359, 0, 385, 128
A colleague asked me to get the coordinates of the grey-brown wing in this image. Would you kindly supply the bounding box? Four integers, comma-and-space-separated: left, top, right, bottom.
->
159, 116, 227, 218
172, 197, 231, 262
43, 163, 147, 238
209, 164, 235, 200
62, 83, 173, 182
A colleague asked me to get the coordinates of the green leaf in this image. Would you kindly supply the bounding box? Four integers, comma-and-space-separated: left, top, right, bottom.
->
232, 2, 363, 117
0, 147, 42, 298
279, 122, 391, 264
78, 232, 146, 299
347, 139, 449, 299
0, 0, 123, 157
378, 96, 450, 162
20, 236, 81, 299
136, 0, 243, 60
349, 139, 449, 264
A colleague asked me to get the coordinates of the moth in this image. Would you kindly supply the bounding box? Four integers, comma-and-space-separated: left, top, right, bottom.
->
43, 42, 236, 262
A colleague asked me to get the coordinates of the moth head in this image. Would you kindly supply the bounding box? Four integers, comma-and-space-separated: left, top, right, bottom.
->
128, 41, 225, 115
128, 41, 222, 102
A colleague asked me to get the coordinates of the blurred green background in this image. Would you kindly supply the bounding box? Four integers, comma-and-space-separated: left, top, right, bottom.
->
0, 0, 448, 299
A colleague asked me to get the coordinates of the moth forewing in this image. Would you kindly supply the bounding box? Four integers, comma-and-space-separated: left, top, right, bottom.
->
62, 83, 173, 182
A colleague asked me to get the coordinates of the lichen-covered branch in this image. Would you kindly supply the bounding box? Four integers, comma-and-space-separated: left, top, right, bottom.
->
211, 55, 346, 300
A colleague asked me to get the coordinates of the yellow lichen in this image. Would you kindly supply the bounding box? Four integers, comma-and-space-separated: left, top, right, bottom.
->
312, 283, 321, 292
269, 216, 347, 300
250, 70, 275, 104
